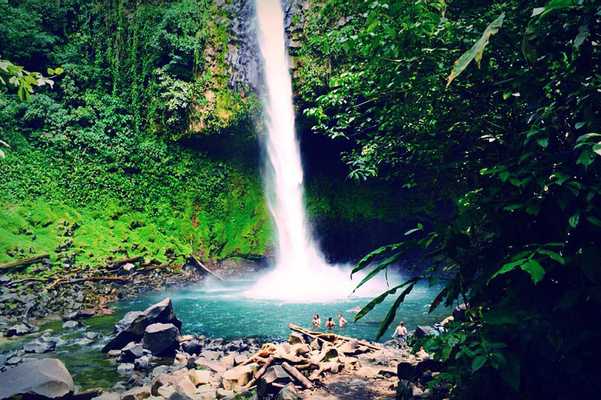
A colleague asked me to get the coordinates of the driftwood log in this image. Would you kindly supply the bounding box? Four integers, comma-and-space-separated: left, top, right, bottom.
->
0, 253, 49, 273
288, 323, 382, 351
190, 256, 224, 281
282, 362, 314, 389
244, 356, 274, 389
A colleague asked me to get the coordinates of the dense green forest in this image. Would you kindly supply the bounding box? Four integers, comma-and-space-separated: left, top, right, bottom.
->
0, 0, 400, 270
1, 0, 601, 398
293, 0, 601, 398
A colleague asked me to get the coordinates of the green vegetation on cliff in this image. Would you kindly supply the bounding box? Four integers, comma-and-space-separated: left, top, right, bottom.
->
0, 0, 401, 271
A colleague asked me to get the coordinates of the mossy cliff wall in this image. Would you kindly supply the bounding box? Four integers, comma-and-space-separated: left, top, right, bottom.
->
0, 0, 402, 273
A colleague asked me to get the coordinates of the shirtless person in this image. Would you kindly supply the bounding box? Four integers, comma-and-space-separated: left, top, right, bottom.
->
393, 321, 408, 343
312, 314, 321, 328
326, 317, 336, 329
338, 313, 347, 328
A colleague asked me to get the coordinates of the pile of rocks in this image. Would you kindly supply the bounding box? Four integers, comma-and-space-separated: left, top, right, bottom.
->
0, 257, 207, 336
100, 296, 439, 400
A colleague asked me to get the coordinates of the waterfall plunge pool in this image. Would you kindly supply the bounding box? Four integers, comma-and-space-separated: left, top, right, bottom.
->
119, 278, 449, 342
0, 277, 449, 390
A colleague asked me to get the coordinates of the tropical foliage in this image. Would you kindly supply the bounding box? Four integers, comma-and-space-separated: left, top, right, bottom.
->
297, 0, 601, 398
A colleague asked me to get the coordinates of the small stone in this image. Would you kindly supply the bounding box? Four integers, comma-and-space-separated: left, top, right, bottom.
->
188, 369, 211, 386
121, 385, 151, 400
117, 363, 135, 376
221, 354, 235, 369
181, 339, 202, 355
134, 355, 152, 371
216, 388, 235, 398
288, 332, 305, 345
143, 323, 179, 356
107, 350, 121, 357
222, 364, 258, 391
276, 383, 300, 400
120, 342, 145, 363
85, 331, 99, 340
122, 263, 135, 272
23, 339, 56, 354
6, 356, 22, 365
6, 323, 33, 337
62, 320, 80, 329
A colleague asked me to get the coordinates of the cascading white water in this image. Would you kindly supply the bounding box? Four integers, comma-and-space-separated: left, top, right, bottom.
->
245, 0, 391, 302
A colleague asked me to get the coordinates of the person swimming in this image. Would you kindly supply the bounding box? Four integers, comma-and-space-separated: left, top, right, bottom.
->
312, 313, 321, 328
338, 313, 347, 328
326, 317, 335, 329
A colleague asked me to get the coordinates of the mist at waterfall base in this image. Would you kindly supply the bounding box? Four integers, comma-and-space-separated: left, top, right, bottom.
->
243, 0, 393, 302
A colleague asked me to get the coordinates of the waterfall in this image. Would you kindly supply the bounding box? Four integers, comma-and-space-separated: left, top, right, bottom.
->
245, 0, 389, 302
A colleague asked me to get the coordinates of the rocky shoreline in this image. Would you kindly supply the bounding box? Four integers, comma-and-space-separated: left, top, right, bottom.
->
0, 255, 263, 338
0, 292, 452, 400
0, 257, 453, 400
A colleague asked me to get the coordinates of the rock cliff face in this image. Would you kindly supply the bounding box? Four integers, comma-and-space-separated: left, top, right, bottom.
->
226, 0, 261, 91
223, 0, 309, 91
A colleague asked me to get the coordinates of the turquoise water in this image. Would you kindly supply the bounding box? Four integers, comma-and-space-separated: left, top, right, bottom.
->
1, 279, 448, 389
117, 279, 449, 342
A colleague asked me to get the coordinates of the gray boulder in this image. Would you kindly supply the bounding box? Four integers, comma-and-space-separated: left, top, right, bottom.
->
0, 358, 74, 399
5, 323, 33, 337
102, 298, 181, 352
62, 320, 80, 329
257, 365, 293, 399
134, 355, 151, 371
119, 342, 145, 363
23, 339, 56, 354
117, 363, 134, 376
277, 383, 301, 400
143, 323, 180, 356
181, 339, 202, 355
414, 325, 436, 338
64, 309, 95, 321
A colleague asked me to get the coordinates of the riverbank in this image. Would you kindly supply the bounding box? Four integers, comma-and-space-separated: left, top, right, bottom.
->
0, 296, 448, 400
0, 255, 265, 338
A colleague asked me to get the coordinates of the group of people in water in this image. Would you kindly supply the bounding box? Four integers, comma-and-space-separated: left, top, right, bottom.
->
312, 313, 347, 330
311, 313, 409, 343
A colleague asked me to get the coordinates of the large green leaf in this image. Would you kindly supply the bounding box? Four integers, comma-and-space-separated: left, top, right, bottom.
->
535, 0, 578, 18
351, 242, 403, 278
376, 282, 417, 339
354, 277, 420, 322
471, 355, 487, 372
447, 13, 505, 87
352, 252, 401, 293
490, 258, 545, 284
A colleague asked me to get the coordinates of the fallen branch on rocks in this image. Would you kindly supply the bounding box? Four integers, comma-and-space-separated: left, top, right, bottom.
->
244, 356, 274, 389
47, 275, 128, 290
190, 256, 224, 281
0, 253, 49, 273
282, 362, 313, 389
288, 323, 382, 351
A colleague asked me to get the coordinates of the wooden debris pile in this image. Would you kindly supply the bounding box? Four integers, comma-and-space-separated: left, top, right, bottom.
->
225, 323, 403, 398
